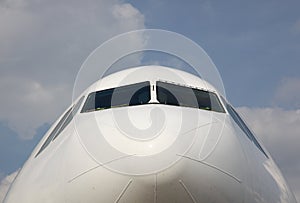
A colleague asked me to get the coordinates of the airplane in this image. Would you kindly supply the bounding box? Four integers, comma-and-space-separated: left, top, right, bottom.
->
4, 65, 297, 202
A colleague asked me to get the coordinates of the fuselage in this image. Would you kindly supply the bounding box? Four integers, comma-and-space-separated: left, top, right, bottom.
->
4, 66, 297, 203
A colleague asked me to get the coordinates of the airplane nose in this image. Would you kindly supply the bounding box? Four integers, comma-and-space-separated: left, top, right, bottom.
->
66, 149, 243, 203
117, 157, 243, 203
71, 105, 244, 202
75, 104, 213, 175
103, 161, 199, 203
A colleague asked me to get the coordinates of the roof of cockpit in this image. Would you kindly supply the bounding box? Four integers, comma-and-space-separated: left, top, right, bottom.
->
83, 65, 219, 95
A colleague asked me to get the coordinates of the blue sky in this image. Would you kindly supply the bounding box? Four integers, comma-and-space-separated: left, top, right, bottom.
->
0, 0, 299, 201
127, 0, 300, 108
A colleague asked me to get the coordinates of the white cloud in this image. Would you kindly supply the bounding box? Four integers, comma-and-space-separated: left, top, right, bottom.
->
0, 170, 18, 203
274, 77, 300, 109
237, 107, 300, 202
113, 3, 144, 22
0, 0, 145, 139
0, 75, 70, 139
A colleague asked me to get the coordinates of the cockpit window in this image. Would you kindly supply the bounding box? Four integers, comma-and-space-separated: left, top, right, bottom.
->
81, 81, 151, 113
52, 96, 85, 140
221, 97, 268, 158
35, 96, 85, 157
156, 81, 225, 113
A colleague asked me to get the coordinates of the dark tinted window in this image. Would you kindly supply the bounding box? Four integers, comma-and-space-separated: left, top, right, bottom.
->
156, 81, 225, 113
35, 96, 85, 157
222, 97, 268, 158
81, 81, 151, 113
53, 96, 85, 140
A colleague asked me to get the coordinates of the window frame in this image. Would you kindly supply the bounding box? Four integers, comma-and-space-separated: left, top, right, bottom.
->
35, 96, 85, 157
156, 81, 225, 113
221, 97, 268, 158
81, 81, 151, 113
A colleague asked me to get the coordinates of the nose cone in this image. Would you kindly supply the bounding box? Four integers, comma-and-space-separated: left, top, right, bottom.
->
76, 104, 212, 175
5, 105, 245, 203
71, 105, 245, 202
65, 150, 244, 203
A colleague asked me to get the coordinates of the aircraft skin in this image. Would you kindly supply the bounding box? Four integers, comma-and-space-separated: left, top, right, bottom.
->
4, 66, 297, 203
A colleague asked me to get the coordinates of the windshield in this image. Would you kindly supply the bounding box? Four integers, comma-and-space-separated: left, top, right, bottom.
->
81, 81, 151, 112
81, 80, 225, 113
156, 81, 225, 113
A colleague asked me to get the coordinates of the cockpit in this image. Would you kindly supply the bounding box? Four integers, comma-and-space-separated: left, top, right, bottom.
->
81, 81, 225, 113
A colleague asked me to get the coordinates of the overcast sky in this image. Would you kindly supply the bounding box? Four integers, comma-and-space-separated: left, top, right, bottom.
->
0, 0, 299, 202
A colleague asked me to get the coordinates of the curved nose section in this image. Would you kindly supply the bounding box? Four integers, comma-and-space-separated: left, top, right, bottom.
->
5, 105, 245, 203
66, 152, 244, 203
116, 161, 242, 203
72, 105, 244, 202
76, 104, 213, 175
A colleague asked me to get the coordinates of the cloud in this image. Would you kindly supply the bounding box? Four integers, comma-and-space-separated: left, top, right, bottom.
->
0, 170, 18, 203
112, 3, 144, 27
0, 0, 145, 139
0, 76, 70, 139
273, 77, 300, 109
237, 107, 300, 202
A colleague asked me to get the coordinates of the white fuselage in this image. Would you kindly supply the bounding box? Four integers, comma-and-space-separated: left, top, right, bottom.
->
4, 66, 297, 203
